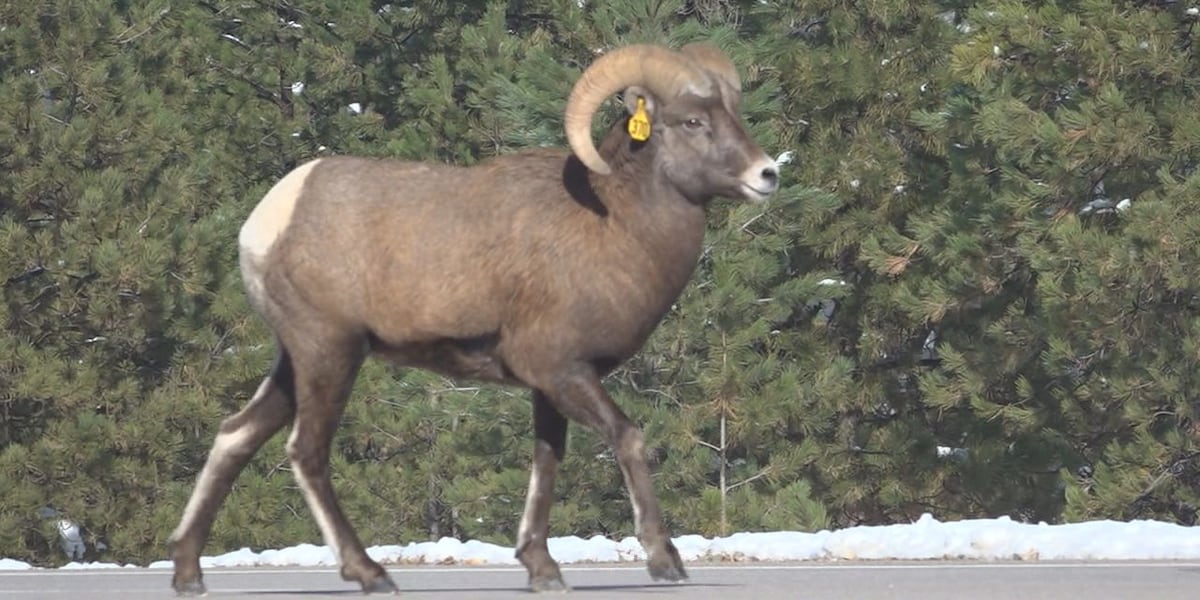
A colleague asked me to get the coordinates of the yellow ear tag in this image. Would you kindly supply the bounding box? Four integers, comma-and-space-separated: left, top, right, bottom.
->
628, 96, 651, 141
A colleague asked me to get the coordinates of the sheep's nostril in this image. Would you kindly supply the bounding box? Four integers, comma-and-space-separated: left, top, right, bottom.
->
761, 166, 779, 188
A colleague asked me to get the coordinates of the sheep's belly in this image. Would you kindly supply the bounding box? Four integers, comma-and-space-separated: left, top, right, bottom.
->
368, 332, 518, 386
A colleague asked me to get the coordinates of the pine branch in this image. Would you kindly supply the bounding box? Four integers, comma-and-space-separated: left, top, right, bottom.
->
726, 466, 772, 493
5, 266, 46, 286
116, 8, 171, 45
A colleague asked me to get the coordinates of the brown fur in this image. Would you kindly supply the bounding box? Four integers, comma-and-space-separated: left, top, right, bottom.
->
169, 84, 777, 596
260, 120, 714, 386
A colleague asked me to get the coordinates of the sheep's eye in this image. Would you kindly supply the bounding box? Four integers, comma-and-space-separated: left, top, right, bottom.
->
684, 118, 704, 129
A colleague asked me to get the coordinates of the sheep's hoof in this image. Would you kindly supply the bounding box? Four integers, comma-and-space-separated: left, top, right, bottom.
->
649, 563, 688, 583
647, 542, 688, 583
530, 574, 571, 593
360, 573, 400, 595
172, 579, 207, 597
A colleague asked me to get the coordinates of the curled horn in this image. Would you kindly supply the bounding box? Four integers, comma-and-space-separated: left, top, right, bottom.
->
679, 42, 743, 109
563, 45, 708, 175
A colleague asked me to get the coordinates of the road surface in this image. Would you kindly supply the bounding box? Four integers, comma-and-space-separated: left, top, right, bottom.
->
3, 561, 1199, 599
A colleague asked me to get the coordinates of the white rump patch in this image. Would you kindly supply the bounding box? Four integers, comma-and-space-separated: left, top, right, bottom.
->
239, 159, 322, 260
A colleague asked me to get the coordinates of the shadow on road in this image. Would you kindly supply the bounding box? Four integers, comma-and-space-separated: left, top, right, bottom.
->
245, 582, 737, 595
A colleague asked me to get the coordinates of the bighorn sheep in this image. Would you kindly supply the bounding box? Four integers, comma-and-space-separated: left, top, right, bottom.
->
169, 42, 779, 595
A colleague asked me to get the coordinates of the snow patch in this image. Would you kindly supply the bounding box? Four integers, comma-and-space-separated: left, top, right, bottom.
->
0, 558, 33, 571
9, 516, 1200, 571
59, 561, 137, 570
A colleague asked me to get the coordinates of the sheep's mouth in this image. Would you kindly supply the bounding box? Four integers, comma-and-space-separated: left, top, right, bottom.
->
740, 183, 773, 202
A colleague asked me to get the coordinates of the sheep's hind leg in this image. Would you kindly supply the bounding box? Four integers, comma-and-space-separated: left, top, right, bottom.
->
515, 391, 570, 592
549, 368, 687, 584
285, 336, 397, 594
169, 350, 297, 596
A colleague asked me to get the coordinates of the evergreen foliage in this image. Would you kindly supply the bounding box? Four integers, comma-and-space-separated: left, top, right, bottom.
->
1, 0, 1196, 566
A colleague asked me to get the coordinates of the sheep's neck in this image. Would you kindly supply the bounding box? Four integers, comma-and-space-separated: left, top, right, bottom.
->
590, 128, 709, 316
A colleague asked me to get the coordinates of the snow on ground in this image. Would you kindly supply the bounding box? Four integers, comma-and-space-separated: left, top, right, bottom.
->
0, 559, 33, 570
3, 514, 1199, 571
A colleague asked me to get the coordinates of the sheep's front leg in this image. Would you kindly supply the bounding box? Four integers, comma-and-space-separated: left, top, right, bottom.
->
548, 368, 687, 584
515, 391, 570, 591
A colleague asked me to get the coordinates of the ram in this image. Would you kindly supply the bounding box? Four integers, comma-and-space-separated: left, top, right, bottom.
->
169, 42, 780, 595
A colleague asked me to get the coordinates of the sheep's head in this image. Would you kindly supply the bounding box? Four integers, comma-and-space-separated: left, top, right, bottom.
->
564, 43, 779, 203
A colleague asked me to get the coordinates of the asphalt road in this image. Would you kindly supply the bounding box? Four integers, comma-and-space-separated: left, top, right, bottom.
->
3, 561, 1199, 600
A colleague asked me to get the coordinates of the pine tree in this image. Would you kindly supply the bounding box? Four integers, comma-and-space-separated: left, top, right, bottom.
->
0, 0, 400, 564
0, 0, 244, 563
8, 0, 1200, 568
919, 0, 1200, 525
627, 0, 985, 531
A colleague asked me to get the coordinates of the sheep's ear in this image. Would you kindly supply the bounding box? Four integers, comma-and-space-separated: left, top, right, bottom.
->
622, 85, 658, 117
622, 85, 657, 142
